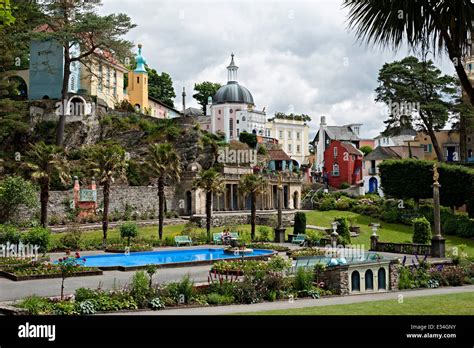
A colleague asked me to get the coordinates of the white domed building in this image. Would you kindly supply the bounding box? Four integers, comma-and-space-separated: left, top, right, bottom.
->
209, 54, 266, 141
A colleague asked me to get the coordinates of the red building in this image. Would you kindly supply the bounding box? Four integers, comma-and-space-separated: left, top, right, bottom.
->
323, 140, 363, 188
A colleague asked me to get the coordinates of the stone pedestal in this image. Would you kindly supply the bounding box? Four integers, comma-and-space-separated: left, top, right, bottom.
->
274, 227, 286, 243
431, 235, 446, 258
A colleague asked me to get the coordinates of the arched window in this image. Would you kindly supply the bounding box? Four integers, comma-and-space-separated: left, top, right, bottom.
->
242, 116, 246, 121
351, 271, 360, 292
365, 269, 374, 290
332, 164, 340, 177
378, 268, 386, 290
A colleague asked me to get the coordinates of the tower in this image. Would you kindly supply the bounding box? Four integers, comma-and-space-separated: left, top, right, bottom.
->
182, 87, 186, 112
127, 44, 149, 111
227, 53, 238, 82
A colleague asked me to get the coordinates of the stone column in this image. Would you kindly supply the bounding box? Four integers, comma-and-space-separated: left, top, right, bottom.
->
431, 164, 446, 258
230, 184, 234, 211
274, 174, 286, 243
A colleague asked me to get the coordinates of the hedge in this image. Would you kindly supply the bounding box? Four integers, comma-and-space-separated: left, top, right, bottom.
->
293, 212, 307, 235
378, 159, 474, 210
412, 217, 432, 244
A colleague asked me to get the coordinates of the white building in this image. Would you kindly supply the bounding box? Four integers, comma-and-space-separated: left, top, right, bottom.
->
209, 54, 266, 141
265, 116, 310, 166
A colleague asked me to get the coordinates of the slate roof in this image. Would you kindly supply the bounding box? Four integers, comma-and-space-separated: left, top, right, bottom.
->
183, 107, 203, 117
340, 142, 364, 156
364, 146, 401, 161
268, 149, 292, 161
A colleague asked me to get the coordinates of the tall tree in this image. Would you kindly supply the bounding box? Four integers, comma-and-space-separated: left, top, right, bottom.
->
375, 56, 457, 161
24, 142, 69, 227
192, 168, 225, 242
193, 81, 221, 113
145, 142, 181, 240
37, 0, 135, 146
147, 67, 176, 108
86, 142, 127, 248
239, 174, 268, 240
344, 0, 474, 162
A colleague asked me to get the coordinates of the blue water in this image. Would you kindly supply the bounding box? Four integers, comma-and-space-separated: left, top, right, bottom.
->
79, 248, 273, 268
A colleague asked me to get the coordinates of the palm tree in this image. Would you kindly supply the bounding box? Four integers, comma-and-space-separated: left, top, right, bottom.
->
86, 142, 127, 248
24, 142, 69, 227
343, 0, 474, 161
239, 174, 268, 241
192, 168, 225, 242
145, 142, 181, 240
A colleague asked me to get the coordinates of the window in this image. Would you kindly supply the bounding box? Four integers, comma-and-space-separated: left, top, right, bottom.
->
333, 147, 338, 158
279, 131, 283, 138
365, 270, 374, 290
229, 118, 233, 138
288, 131, 292, 139
351, 271, 360, 292
242, 116, 246, 121
296, 132, 300, 140
288, 144, 292, 153
297, 145, 300, 153
423, 144, 432, 153
218, 110, 221, 115
230, 109, 233, 113
70, 75, 75, 91
378, 268, 386, 290
236, 119, 239, 124
106, 66, 110, 92
137, 77, 140, 84
332, 164, 340, 176
237, 129, 240, 136
98, 64, 103, 92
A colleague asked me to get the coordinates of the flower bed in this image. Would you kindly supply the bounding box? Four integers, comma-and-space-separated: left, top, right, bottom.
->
287, 248, 327, 259
210, 256, 291, 275
245, 243, 290, 252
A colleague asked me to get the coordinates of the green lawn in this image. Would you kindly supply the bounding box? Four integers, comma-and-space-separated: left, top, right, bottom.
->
305, 210, 474, 257
236, 292, 474, 315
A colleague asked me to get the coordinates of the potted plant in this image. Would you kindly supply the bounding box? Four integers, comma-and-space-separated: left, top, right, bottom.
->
347, 215, 360, 234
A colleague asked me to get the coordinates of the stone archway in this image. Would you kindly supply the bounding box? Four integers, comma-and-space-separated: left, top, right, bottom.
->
8, 75, 28, 99
67, 96, 88, 116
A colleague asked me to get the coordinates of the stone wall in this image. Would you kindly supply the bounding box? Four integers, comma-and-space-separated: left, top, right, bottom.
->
189, 211, 296, 228
389, 261, 401, 290
319, 265, 350, 295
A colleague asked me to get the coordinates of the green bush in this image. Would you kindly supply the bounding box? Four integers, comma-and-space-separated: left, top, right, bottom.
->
232, 277, 260, 304
0, 224, 21, 244
206, 293, 234, 305
412, 217, 432, 244
319, 196, 336, 211
340, 182, 350, 190
22, 227, 51, 253
17, 295, 53, 315
59, 227, 83, 251
335, 196, 353, 211
256, 226, 271, 242
119, 221, 139, 246
380, 208, 400, 223
130, 271, 150, 307
335, 217, 351, 245
0, 176, 38, 224
293, 267, 314, 292
293, 212, 307, 235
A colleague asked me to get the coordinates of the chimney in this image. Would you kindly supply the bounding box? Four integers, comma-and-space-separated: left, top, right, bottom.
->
182, 87, 186, 113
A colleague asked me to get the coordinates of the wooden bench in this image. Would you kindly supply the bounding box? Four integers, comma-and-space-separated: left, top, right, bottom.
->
175, 236, 192, 247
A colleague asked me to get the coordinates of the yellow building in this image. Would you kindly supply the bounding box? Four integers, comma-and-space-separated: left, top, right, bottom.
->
414, 131, 460, 162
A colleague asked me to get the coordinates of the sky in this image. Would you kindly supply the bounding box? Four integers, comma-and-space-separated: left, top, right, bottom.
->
99, 0, 456, 139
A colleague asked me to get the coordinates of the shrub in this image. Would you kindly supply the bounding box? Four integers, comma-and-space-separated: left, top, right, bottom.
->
380, 208, 400, 223
318, 196, 336, 211
149, 297, 165, 310
17, 295, 52, 315
256, 226, 271, 242
340, 182, 350, 190
59, 227, 83, 251
75, 288, 99, 302
206, 293, 234, 305
0, 176, 38, 224
334, 217, 351, 245
165, 211, 179, 219
119, 221, 139, 246
130, 271, 150, 307
79, 300, 96, 315
0, 224, 21, 244
293, 267, 314, 292
233, 277, 260, 304
163, 236, 175, 246
293, 212, 307, 235
335, 196, 353, 211
412, 217, 432, 244
22, 227, 51, 253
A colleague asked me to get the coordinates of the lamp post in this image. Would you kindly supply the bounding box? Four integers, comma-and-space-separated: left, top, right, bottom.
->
431, 163, 446, 258
274, 172, 286, 243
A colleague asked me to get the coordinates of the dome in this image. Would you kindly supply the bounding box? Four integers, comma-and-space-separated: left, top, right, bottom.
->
213, 82, 254, 105
134, 44, 147, 73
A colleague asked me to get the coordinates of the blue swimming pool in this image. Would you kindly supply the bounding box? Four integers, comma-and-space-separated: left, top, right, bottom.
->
80, 248, 274, 268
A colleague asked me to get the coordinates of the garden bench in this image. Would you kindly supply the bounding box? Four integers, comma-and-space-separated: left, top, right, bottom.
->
175, 236, 192, 247
229, 232, 240, 240
213, 233, 222, 245
291, 234, 307, 246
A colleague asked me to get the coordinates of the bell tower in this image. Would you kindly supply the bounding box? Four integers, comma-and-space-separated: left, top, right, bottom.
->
127, 44, 149, 111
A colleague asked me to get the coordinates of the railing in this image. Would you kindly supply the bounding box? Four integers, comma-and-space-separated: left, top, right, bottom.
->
371, 241, 431, 255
